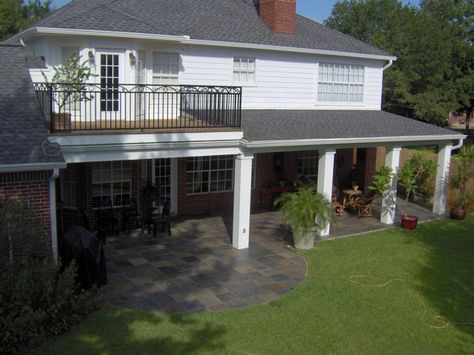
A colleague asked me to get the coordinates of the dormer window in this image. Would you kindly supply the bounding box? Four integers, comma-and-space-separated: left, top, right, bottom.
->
318, 63, 365, 103
233, 57, 256, 84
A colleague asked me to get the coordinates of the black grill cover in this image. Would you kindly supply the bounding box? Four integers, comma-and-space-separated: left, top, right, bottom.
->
62, 225, 107, 290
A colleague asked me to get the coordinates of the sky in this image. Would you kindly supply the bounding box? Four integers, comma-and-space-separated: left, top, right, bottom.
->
52, 0, 420, 24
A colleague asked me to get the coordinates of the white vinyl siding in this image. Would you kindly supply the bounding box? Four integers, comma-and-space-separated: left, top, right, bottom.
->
152, 52, 179, 85
233, 57, 256, 84
317, 63, 365, 103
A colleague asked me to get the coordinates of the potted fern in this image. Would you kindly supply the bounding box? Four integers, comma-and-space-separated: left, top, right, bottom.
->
274, 187, 333, 249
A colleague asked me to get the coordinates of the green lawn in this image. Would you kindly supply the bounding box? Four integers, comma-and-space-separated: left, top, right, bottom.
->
37, 216, 474, 354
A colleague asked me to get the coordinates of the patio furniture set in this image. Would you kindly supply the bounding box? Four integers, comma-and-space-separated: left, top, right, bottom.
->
332, 188, 376, 218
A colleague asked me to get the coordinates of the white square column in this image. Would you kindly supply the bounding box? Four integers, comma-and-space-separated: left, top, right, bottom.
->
433, 143, 452, 215
381, 146, 402, 225
232, 153, 254, 249
317, 149, 336, 238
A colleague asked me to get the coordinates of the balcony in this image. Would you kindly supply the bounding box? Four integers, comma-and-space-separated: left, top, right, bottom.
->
34, 83, 242, 133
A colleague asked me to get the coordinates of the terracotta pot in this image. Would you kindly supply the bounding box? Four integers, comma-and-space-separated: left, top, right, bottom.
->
51, 112, 72, 131
450, 207, 467, 220
401, 215, 418, 230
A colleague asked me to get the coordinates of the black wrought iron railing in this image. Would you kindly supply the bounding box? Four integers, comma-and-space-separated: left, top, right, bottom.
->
34, 83, 242, 132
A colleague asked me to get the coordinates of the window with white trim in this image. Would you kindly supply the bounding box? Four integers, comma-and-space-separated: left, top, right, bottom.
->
297, 151, 319, 179
233, 57, 256, 83
60, 167, 78, 209
152, 52, 179, 85
61, 47, 80, 64
186, 156, 234, 194
318, 63, 365, 103
92, 161, 132, 208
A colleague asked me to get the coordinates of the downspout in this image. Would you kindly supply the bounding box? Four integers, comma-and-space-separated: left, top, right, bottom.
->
49, 168, 60, 261
452, 137, 465, 151
383, 59, 393, 71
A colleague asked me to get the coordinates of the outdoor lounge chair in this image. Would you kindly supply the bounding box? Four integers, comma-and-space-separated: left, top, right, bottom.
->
332, 195, 346, 217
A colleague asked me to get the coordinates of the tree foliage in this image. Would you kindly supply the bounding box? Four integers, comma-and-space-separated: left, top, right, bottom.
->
0, 0, 52, 40
325, 0, 474, 126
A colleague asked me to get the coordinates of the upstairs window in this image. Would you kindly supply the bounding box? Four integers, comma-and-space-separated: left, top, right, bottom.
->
233, 57, 256, 84
152, 52, 179, 85
318, 63, 364, 103
61, 47, 80, 64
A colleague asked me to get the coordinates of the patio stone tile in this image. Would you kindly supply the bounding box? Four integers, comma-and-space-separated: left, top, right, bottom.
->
102, 212, 311, 313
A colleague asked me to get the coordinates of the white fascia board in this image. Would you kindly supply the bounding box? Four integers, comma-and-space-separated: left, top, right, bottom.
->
13, 26, 397, 62
187, 39, 397, 61
49, 131, 244, 147
0, 162, 66, 173
8, 27, 190, 43
243, 134, 466, 150
62, 147, 242, 164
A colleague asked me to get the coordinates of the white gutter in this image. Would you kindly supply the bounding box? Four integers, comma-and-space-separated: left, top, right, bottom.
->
49, 168, 60, 262
0, 162, 66, 173
8, 26, 397, 62
242, 134, 467, 149
383, 59, 394, 71
452, 137, 465, 151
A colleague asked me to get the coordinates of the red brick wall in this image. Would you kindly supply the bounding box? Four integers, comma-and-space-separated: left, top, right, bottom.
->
260, 0, 296, 34
0, 171, 52, 251
364, 147, 378, 194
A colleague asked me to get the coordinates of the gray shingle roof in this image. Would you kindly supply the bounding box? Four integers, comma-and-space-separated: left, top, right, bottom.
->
25, 55, 46, 69
241, 110, 462, 142
27, 0, 392, 57
0, 45, 63, 167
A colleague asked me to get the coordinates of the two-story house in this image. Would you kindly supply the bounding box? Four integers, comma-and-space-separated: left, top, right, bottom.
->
2, 0, 464, 260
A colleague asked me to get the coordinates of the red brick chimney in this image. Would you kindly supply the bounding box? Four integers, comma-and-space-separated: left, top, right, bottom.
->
259, 0, 296, 35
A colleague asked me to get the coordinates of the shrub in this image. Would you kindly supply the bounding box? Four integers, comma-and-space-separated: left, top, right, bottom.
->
404, 153, 436, 197
0, 197, 96, 354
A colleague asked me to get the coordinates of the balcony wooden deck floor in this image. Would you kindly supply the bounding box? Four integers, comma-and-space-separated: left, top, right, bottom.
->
49, 118, 240, 135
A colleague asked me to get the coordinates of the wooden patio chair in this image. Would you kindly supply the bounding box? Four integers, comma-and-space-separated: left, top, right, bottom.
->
355, 194, 376, 218
332, 195, 346, 217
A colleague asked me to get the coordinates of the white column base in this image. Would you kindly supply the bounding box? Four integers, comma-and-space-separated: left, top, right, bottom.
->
232, 153, 253, 249
381, 147, 401, 225
433, 144, 452, 215
317, 149, 336, 238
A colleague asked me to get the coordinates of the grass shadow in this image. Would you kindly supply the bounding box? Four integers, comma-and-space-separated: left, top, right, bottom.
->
406, 216, 474, 336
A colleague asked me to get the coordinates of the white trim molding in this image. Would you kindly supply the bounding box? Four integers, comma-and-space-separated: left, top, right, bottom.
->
11, 26, 397, 62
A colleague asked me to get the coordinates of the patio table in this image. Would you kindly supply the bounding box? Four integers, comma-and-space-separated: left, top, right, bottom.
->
342, 188, 363, 208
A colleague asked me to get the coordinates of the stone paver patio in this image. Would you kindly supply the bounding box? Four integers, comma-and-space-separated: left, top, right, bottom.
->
100, 212, 307, 313
99, 199, 439, 313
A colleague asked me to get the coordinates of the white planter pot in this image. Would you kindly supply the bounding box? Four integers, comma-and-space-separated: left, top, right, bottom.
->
292, 227, 318, 250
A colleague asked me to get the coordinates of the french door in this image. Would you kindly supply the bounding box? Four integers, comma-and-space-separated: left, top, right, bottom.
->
152, 158, 178, 215
96, 50, 125, 122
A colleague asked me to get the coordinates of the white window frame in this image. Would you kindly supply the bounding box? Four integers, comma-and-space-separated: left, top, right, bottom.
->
317, 62, 365, 103
152, 52, 180, 85
60, 167, 78, 209
233, 57, 256, 84
297, 151, 319, 179
92, 161, 132, 208
186, 156, 234, 195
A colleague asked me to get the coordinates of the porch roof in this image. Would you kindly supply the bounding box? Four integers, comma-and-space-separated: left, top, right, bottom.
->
241, 110, 464, 146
